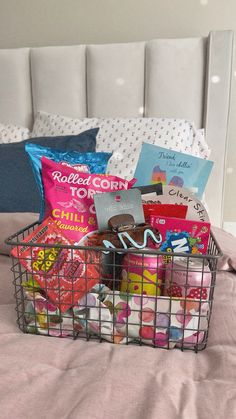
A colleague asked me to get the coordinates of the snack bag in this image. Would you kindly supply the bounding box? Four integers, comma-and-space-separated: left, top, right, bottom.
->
41, 157, 136, 243
25, 143, 112, 220
11, 217, 100, 312
143, 203, 188, 223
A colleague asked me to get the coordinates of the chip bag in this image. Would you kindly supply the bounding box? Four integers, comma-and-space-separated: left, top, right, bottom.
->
41, 157, 136, 243
25, 143, 112, 220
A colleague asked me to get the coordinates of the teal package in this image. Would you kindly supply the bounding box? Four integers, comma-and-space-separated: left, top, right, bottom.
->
25, 143, 112, 220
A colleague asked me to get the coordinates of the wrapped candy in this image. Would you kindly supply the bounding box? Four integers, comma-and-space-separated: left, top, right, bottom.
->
11, 217, 100, 312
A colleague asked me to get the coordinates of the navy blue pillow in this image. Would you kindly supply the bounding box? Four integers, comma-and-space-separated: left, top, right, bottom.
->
0, 128, 98, 213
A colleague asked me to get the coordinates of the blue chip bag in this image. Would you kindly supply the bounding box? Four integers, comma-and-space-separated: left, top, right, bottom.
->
25, 143, 112, 220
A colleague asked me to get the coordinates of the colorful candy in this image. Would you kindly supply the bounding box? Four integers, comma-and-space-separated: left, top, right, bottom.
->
11, 217, 100, 312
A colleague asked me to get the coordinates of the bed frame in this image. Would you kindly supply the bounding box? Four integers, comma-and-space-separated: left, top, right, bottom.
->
0, 30, 233, 227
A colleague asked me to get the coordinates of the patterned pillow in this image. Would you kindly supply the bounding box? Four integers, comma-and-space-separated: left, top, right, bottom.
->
0, 122, 31, 143
32, 111, 210, 179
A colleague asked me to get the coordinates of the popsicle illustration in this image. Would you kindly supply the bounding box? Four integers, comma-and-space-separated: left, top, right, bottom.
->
169, 176, 184, 187
151, 165, 167, 185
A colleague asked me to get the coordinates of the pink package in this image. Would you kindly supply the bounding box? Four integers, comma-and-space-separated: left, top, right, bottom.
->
150, 215, 211, 255
42, 157, 136, 243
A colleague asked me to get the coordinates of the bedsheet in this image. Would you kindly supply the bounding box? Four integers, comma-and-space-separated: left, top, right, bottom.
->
0, 227, 236, 419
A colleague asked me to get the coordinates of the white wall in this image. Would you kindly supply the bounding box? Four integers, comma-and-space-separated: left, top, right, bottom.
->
0, 0, 235, 223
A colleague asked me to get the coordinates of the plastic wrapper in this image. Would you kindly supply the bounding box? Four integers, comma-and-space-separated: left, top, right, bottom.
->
41, 157, 136, 243
25, 143, 112, 219
11, 217, 100, 312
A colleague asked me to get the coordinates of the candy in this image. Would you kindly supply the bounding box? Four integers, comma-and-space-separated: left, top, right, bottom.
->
11, 217, 100, 312
108, 214, 136, 231
143, 203, 188, 223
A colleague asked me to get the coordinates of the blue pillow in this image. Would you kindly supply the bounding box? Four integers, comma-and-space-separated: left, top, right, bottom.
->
0, 129, 99, 213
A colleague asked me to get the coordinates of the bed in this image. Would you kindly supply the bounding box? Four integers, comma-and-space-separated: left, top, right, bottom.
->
1, 30, 236, 419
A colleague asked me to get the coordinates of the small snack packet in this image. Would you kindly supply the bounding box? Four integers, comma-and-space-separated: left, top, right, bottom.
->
41, 157, 136, 243
143, 203, 188, 223
11, 217, 100, 312
25, 143, 112, 220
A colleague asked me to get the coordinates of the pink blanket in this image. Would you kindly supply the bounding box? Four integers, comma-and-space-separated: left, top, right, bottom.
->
1, 227, 236, 419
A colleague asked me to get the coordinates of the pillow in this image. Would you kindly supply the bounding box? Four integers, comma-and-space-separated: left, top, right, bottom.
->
0, 252, 16, 304
212, 226, 236, 271
0, 129, 98, 213
32, 111, 211, 179
0, 122, 31, 143
0, 212, 39, 256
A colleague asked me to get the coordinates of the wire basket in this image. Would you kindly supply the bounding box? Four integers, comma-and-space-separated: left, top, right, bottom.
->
5, 221, 222, 352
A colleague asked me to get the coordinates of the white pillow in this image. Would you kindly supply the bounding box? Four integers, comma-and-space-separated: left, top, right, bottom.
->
32, 111, 211, 179
0, 122, 31, 144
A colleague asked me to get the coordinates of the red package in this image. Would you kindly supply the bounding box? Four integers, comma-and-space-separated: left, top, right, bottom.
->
143, 203, 188, 223
11, 217, 100, 312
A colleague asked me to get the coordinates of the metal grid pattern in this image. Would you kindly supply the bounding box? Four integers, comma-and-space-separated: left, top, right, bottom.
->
6, 222, 222, 352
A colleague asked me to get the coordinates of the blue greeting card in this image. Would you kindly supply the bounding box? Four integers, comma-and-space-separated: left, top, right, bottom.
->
134, 143, 214, 199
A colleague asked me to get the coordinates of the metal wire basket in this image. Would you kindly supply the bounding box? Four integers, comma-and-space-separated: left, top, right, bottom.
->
5, 221, 222, 352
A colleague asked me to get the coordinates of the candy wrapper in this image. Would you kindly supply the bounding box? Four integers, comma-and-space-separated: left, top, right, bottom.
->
150, 215, 211, 255
25, 143, 112, 220
143, 203, 188, 223
41, 157, 136, 243
21, 283, 209, 348
94, 189, 145, 231
11, 217, 100, 312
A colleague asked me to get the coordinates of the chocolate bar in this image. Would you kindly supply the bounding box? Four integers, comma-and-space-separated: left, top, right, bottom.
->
84, 221, 161, 250
108, 214, 136, 232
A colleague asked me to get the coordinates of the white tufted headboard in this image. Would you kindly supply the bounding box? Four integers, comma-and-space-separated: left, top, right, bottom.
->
0, 30, 233, 227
